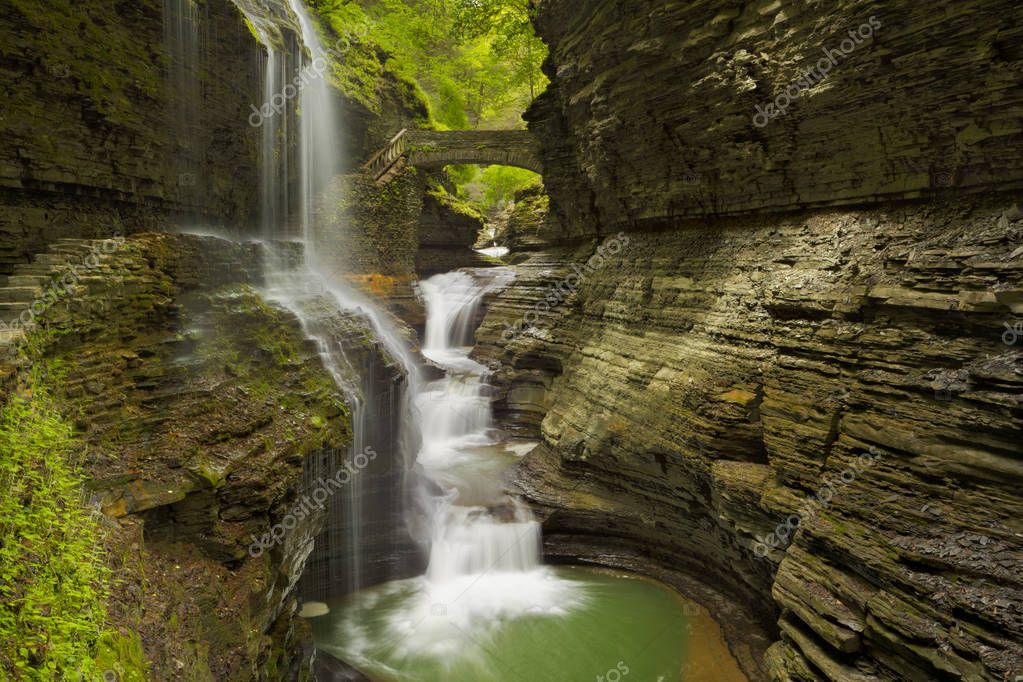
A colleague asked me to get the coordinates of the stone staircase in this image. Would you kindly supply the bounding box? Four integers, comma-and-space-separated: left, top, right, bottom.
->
0, 238, 118, 382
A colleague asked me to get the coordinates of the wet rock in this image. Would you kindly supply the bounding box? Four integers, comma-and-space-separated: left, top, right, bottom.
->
5, 233, 354, 680
476, 194, 1023, 681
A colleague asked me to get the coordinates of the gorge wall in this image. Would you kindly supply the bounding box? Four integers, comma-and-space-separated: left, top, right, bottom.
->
473, 1, 1023, 680
0, 0, 425, 275
529, 0, 1023, 240
0, 3, 437, 673
0, 0, 274, 272
0, 232, 383, 679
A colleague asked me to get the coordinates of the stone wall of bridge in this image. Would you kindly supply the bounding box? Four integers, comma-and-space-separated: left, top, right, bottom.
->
405, 130, 543, 174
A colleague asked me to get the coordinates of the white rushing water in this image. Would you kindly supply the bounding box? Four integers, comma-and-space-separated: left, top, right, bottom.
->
243, 0, 581, 646
163, 0, 204, 214
246, 0, 420, 600
307, 268, 585, 669
286, 0, 341, 244
359, 268, 586, 659
260, 47, 287, 237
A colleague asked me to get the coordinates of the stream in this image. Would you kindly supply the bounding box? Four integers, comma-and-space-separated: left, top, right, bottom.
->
304, 270, 747, 681
245, 3, 747, 679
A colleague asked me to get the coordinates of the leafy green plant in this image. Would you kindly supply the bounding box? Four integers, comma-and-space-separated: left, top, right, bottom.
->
480, 165, 541, 209
0, 361, 139, 680
312, 0, 547, 129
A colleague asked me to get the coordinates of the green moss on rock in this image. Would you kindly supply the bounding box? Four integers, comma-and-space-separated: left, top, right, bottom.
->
0, 348, 149, 680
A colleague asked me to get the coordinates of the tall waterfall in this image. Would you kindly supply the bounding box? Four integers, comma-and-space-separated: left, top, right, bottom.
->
247, 0, 568, 625
285, 0, 341, 244
162, 0, 204, 215
244, 0, 422, 600
307, 269, 585, 670
259, 47, 288, 237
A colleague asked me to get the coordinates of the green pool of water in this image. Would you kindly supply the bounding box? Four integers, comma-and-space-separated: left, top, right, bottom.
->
308, 566, 746, 682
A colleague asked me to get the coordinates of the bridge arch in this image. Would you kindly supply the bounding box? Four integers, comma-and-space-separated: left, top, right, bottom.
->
363, 129, 542, 183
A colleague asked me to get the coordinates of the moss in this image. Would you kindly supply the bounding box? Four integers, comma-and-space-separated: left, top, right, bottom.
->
188, 459, 229, 489
0, 338, 149, 680
241, 15, 261, 45
3, 234, 354, 678
191, 285, 351, 448
309, 2, 431, 119
429, 186, 486, 221
6, 0, 162, 123
94, 630, 148, 682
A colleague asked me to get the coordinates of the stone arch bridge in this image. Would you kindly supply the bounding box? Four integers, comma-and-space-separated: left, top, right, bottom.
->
363, 129, 542, 183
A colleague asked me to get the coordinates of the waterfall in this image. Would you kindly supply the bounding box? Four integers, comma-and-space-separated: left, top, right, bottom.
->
242, 0, 422, 601
420, 272, 491, 359
162, 0, 204, 214
247, 0, 563, 625
285, 0, 341, 245
415, 268, 552, 587
320, 267, 588, 665
259, 47, 288, 238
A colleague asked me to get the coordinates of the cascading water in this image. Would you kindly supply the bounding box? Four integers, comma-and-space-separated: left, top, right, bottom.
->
248, 0, 422, 604
285, 0, 341, 243
259, 46, 288, 237
416, 269, 549, 583
305, 268, 594, 675
162, 2, 745, 679
307, 270, 739, 682
163, 0, 204, 214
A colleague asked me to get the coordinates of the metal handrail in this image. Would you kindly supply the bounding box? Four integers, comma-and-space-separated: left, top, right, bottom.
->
362, 128, 409, 180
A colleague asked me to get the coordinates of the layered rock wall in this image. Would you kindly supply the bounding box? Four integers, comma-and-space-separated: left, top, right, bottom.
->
0, 0, 282, 273
478, 196, 1023, 680
416, 186, 493, 277
529, 0, 1023, 241
0, 0, 425, 276
2, 233, 376, 679
475, 1, 1023, 679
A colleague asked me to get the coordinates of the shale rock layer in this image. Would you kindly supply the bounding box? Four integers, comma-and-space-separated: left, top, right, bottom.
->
485, 2, 1023, 678
477, 196, 1023, 680
3, 233, 371, 680
529, 0, 1023, 240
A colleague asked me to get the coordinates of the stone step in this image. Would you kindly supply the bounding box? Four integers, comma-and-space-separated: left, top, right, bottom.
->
0, 286, 41, 303
48, 244, 96, 257
0, 302, 30, 321
33, 253, 72, 266
52, 237, 97, 246
12, 264, 59, 276
0, 328, 26, 348
53, 238, 112, 253
7, 274, 51, 288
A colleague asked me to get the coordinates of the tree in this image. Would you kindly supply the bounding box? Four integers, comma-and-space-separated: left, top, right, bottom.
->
453, 0, 545, 101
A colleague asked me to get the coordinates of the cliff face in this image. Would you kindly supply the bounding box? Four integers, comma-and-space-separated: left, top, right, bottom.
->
475, 1, 1023, 680
0, 0, 279, 273
416, 186, 494, 277
0, 0, 425, 277
0, 233, 399, 679
528, 0, 1023, 241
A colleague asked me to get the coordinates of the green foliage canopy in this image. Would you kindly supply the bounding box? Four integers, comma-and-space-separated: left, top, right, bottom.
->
313, 0, 547, 129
